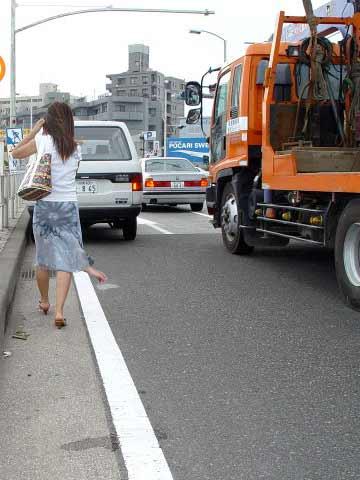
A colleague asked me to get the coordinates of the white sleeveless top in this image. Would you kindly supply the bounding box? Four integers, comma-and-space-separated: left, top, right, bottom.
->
35, 129, 81, 202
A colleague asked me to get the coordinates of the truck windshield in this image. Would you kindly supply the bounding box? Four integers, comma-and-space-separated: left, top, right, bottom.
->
75, 126, 132, 161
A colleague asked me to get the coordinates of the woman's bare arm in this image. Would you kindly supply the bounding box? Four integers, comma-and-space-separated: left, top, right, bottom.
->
11, 118, 45, 158
11, 139, 37, 159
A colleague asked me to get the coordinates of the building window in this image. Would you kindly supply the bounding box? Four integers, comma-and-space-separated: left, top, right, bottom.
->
151, 86, 157, 97
114, 103, 126, 112
149, 107, 156, 116
130, 89, 137, 96
142, 88, 149, 97
135, 61, 140, 71
142, 76, 148, 84
102, 103, 108, 113
117, 78, 126, 86
149, 125, 156, 131
116, 89, 126, 96
130, 77, 137, 85
151, 74, 156, 83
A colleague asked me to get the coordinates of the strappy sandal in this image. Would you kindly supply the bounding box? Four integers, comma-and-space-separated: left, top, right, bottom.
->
55, 317, 67, 329
39, 301, 50, 315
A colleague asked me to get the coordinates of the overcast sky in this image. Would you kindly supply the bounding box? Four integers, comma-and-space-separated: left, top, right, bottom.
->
0, 0, 325, 100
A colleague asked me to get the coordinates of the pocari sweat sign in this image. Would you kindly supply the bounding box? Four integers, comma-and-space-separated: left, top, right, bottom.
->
167, 137, 209, 165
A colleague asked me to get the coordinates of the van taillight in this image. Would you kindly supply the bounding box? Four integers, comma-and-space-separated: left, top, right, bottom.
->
131, 173, 143, 191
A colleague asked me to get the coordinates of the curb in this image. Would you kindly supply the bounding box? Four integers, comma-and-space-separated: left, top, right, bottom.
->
0, 210, 30, 353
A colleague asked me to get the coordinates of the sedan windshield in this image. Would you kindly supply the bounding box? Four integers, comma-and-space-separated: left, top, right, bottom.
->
75, 126, 131, 161
145, 158, 197, 172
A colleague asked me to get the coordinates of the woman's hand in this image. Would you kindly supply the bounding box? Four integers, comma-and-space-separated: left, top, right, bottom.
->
30, 118, 45, 138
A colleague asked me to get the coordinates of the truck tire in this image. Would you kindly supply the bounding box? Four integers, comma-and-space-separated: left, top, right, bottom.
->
190, 203, 203, 212
220, 182, 254, 255
123, 217, 137, 241
335, 199, 360, 311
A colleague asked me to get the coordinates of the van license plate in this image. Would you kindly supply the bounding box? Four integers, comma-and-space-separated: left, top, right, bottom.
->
76, 180, 97, 194
171, 181, 184, 189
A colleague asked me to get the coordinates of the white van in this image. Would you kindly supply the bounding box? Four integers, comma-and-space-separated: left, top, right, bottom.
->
74, 121, 142, 240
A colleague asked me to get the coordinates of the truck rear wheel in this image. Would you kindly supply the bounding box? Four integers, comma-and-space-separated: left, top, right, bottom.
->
335, 199, 360, 311
123, 217, 137, 241
220, 183, 254, 255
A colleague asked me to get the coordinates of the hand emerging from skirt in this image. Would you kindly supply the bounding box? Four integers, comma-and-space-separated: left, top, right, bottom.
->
85, 266, 108, 283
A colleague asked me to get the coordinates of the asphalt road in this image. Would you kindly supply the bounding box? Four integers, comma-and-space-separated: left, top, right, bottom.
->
83, 204, 360, 480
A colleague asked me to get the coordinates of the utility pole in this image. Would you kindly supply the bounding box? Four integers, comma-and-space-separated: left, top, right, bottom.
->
30, 97, 33, 129
10, 0, 16, 126
163, 80, 170, 157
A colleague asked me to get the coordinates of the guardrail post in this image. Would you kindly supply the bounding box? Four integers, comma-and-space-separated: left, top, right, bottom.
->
0, 175, 4, 230
3, 174, 9, 228
9, 174, 15, 219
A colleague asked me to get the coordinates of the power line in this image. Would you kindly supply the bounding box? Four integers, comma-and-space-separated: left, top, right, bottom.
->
18, 3, 114, 7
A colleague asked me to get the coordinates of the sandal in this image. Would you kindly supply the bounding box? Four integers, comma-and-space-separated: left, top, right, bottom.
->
55, 317, 67, 329
39, 301, 50, 315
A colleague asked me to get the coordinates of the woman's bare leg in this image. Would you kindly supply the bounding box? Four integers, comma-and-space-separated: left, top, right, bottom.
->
55, 271, 72, 320
36, 268, 49, 304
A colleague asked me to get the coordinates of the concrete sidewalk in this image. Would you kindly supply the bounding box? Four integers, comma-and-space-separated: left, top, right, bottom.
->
0, 246, 122, 480
0, 209, 29, 353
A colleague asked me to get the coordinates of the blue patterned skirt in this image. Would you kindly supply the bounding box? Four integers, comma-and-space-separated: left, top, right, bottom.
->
33, 201, 92, 273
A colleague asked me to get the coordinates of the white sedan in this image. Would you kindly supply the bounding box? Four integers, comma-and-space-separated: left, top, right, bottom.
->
141, 157, 208, 211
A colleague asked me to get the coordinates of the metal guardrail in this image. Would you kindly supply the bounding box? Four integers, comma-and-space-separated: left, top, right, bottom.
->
0, 172, 24, 230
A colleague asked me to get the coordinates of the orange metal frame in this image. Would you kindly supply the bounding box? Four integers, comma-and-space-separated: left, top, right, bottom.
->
262, 12, 360, 194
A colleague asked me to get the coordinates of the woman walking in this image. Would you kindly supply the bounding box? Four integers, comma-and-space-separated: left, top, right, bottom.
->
12, 102, 107, 328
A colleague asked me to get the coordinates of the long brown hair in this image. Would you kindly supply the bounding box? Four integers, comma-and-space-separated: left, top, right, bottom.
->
43, 102, 77, 161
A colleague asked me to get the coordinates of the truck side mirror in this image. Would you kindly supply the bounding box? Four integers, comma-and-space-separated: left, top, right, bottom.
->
203, 155, 209, 165
186, 108, 201, 124
184, 81, 202, 106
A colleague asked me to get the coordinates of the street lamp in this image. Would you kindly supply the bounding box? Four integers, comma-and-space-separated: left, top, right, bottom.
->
10, 2, 215, 126
189, 29, 227, 63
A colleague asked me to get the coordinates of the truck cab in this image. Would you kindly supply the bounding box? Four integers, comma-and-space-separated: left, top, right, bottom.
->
185, 10, 360, 310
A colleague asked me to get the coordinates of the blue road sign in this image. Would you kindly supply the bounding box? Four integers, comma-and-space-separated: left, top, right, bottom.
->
167, 137, 209, 165
6, 127, 23, 147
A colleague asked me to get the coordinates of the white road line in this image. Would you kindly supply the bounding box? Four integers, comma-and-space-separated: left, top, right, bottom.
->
73, 272, 174, 480
192, 212, 212, 219
138, 217, 173, 235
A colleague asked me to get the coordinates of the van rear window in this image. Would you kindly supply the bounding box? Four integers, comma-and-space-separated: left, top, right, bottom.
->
75, 126, 131, 161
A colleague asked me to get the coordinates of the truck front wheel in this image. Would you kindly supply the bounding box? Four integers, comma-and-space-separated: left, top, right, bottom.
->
335, 199, 360, 311
220, 183, 254, 255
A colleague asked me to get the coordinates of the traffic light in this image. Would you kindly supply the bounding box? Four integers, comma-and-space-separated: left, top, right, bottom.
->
0, 57, 5, 82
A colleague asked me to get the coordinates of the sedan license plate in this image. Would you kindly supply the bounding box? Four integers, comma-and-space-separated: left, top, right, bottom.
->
76, 180, 97, 194
171, 181, 184, 189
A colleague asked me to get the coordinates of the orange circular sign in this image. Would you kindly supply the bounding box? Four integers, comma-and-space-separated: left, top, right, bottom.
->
0, 57, 6, 82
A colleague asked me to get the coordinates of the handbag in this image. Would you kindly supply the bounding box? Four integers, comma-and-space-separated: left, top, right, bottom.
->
17, 152, 52, 201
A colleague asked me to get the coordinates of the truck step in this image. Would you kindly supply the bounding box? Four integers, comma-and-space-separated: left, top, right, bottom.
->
255, 228, 324, 246
257, 203, 327, 214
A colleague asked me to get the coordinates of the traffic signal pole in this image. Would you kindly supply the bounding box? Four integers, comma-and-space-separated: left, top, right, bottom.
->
9, 5, 215, 128
10, 0, 16, 126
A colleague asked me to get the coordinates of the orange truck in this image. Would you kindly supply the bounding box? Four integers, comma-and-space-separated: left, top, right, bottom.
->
185, 1, 360, 310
